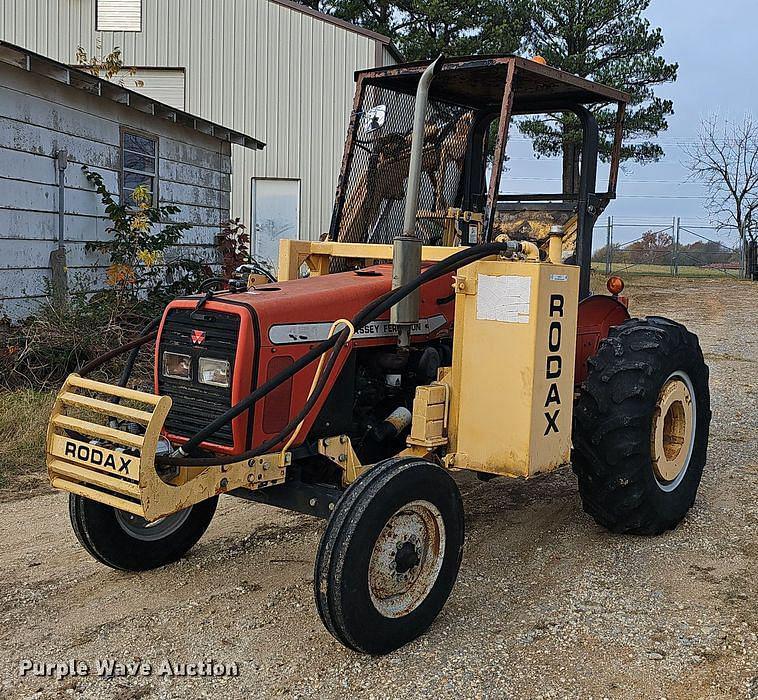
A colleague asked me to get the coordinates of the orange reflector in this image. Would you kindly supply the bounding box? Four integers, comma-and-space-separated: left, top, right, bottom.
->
607, 276, 625, 295
531, 56, 547, 65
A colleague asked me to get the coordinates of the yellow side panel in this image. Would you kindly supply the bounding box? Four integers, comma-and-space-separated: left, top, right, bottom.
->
447, 260, 579, 477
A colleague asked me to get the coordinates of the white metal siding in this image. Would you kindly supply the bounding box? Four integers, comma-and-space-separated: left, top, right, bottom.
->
0, 0, 394, 241
380, 45, 397, 67
96, 0, 142, 32
112, 68, 185, 109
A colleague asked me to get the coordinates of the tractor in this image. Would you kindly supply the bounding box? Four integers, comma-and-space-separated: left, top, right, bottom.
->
46, 55, 711, 655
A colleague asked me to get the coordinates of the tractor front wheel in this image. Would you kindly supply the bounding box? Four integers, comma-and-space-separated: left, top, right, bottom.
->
69, 494, 218, 571
573, 316, 711, 535
314, 457, 464, 654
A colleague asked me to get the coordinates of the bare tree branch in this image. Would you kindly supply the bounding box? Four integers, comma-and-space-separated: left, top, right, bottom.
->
685, 114, 758, 275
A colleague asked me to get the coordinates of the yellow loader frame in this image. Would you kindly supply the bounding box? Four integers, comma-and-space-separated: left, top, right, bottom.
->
47, 235, 576, 521
47, 375, 287, 521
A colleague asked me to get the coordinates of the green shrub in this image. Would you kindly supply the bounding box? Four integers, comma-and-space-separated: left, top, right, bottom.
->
1, 172, 221, 391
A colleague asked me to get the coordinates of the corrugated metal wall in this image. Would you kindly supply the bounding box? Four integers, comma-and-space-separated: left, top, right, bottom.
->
0, 0, 392, 241
113, 67, 186, 109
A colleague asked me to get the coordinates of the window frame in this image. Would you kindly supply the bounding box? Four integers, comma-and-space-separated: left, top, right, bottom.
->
95, 0, 143, 33
120, 127, 159, 207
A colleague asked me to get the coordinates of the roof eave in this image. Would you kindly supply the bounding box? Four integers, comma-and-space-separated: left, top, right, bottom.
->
0, 40, 265, 151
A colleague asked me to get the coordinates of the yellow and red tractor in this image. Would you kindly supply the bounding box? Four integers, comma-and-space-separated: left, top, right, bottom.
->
47, 56, 710, 655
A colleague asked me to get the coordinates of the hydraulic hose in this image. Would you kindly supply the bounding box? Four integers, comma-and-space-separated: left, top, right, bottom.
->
117, 317, 162, 388
198, 277, 228, 292
78, 328, 158, 377
158, 241, 523, 468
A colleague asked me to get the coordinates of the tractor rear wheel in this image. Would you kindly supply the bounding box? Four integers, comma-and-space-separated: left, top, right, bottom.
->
69, 494, 218, 570
573, 316, 711, 535
314, 457, 464, 654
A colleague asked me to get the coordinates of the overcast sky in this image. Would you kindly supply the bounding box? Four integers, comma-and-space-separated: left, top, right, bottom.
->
504, 0, 758, 245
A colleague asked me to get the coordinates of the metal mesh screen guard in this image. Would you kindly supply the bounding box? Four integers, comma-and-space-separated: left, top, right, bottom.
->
335, 84, 476, 246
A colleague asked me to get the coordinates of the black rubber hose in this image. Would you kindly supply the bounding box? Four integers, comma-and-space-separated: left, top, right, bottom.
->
117, 317, 162, 388
162, 242, 517, 466
161, 244, 499, 462
198, 277, 228, 292
78, 329, 159, 378
158, 241, 518, 467
165, 329, 353, 467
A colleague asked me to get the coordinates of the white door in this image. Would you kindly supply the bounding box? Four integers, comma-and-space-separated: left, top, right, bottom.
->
252, 179, 300, 272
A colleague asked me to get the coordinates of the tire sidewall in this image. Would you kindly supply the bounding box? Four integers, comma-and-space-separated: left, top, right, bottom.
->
71, 495, 218, 571
574, 316, 712, 535
638, 341, 709, 517
333, 462, 464, 654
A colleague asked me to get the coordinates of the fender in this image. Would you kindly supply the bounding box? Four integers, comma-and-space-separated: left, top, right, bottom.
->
574, 294, 631, 385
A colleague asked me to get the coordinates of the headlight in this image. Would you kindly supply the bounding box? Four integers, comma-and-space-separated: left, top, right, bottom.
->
163, 352, 191, 381
199, 357, 231, 387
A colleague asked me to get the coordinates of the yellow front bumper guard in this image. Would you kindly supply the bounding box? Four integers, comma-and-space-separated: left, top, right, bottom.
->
46, 374, 287, 521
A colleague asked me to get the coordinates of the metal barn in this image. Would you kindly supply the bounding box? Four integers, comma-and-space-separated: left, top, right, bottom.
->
0, 0, 399, 267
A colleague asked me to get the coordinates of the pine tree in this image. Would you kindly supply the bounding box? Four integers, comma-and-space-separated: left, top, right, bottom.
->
313, 0, 531, 59
521, 0, 678, 192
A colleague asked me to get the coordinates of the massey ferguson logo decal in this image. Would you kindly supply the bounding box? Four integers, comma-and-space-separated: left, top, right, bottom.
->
65, 441, 132, 474
268, 314, 448, 345
544, 294, 564, 436
191, 329, 206, 345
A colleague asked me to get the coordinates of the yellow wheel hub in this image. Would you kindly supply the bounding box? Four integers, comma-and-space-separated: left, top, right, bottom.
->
651, 373, 695, 488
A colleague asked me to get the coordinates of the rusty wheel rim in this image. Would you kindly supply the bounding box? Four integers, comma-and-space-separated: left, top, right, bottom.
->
651, 371, 696, 492
368, 500, 446, 619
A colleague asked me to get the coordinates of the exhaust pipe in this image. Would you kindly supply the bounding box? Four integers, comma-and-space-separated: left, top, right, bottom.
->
391, 55, 444, 347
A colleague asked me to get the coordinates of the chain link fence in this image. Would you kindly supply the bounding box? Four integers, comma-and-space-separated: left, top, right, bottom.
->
592, 218, 744, 278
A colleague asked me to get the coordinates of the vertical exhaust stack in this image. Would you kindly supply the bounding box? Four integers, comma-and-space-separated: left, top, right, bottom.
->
391, 55, 444, 347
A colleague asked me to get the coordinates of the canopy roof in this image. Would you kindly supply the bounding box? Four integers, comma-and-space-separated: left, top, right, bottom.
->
357, 55, 630, 113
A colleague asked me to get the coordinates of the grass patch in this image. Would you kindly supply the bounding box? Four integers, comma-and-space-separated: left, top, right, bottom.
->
0, 390, 55, 498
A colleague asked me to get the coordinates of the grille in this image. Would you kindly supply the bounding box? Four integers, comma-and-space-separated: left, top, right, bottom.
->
335, 84, 476, 247
158, 308, 241, 447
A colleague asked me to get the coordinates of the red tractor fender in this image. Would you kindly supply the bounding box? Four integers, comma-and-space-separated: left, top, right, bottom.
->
574, 295, 631, 386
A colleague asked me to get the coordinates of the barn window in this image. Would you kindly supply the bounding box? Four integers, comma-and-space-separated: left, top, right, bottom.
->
121, 131, 158, 205
96, 0, 143, 32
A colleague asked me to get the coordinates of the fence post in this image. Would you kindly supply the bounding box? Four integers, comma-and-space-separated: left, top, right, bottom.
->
605, 217, 612, 275
672, 217, 680, 276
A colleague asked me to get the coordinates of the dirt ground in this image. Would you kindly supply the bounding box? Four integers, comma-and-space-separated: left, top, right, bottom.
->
0, 276, 756, 700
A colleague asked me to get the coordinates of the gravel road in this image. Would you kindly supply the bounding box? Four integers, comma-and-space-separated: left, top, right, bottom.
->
1, 276, 756, 699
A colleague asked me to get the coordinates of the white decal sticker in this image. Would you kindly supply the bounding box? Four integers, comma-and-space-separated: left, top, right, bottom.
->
550, 274, 569, 282
476, 274, 531, 324
268, 314, 448, 345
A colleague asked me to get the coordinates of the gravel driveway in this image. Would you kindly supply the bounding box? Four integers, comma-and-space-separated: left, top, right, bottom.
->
1, 276, 756, 699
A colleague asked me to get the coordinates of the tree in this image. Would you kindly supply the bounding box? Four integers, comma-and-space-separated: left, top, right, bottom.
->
520, 0, 678, 193
626, 228, 672, 265
685, 114, 758, 278
310, 0, 530, 60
